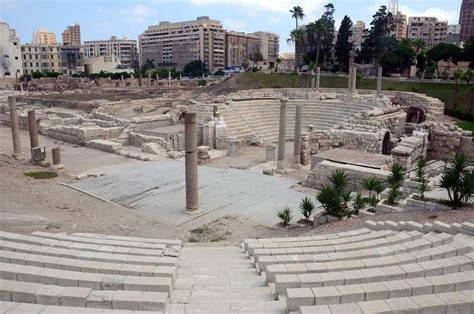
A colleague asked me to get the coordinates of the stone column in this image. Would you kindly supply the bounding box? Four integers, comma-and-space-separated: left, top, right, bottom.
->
8, 96, 21, 156
311, 77, 315, 89
184, 112, 199, 213
351, 66, 357, 93
316, 67, 321, 91
348, 66, 352, 91
148, 73, 151, 86
376, 66, 383, 96
27, 110, 39, 148
52, 147, 61, 164
138, 74, 142, 87
293, 104, 302, 167
277, 98, 288, 170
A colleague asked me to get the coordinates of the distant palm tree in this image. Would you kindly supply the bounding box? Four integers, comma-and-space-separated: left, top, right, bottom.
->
289, 6, 305, 30
308, 20, 326, 68
412, 38, 426, 54
287, 28, 306, 71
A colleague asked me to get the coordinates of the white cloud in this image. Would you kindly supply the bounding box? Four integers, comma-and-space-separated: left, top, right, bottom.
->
223, 18, 248, 31
189, 0, 325, 15
120, 4, 157, 23
399, 6, 458, 24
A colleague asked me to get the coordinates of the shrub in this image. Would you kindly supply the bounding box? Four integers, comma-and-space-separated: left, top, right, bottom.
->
416, 158, 429, 199
198, 80, 207, 86
445, 109, 474, 122
439, 154, 474, 208
23, 171, 58, 179
362, 177, 383, 211
386, 163, 405, 205
299, 197, 315, 221
411, 86, 420, 93
352, 192, 367, 215
317, 170, 352, 218
277, 207, 293, 226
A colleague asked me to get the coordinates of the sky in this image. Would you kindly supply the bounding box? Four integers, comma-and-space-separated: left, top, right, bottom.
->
0, 0, 462, 54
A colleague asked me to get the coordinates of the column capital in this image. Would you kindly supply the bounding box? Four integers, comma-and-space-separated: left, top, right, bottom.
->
279, 97, 289, 105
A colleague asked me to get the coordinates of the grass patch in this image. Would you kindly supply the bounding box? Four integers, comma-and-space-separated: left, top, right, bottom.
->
237, 73, 473, 113
456, 121, 474, 132
23, 171, 58, 179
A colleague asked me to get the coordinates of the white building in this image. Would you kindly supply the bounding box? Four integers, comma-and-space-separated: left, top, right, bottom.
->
83, 55, 134, 75
83, 36, 138, 68
0, 22, 22, 78
350, 21, 365, 51
408, 17, 448, 48
249, 31, 280, 68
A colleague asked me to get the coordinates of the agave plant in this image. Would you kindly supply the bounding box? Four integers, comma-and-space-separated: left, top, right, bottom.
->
277, 207, 293, 226
317, 170, 352, 218
352, 192, 367, 215
387, 163, 405, 186
439, 154, 473, 208
299, 197, 315, 221
362, 177, 383, 211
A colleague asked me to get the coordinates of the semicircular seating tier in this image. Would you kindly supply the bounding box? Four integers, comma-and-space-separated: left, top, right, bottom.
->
220, 98, 382, 144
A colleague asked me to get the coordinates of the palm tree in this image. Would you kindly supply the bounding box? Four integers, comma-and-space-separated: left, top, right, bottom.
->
275, 57, 281, 73
412, 38, 426, 54
308, 20, 326, 68
287, 28, 306, 71
289, 6, 305, 30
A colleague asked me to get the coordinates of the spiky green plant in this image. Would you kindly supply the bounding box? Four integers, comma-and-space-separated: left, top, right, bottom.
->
439, 154, 474, 208
362, 177, 383, 198
352, 192, 367, 215
329, 169, 349, 193
387, 163, 405, 186
299, 197, 315, 221
277, 207, 294, 226
317, 170, 352, 218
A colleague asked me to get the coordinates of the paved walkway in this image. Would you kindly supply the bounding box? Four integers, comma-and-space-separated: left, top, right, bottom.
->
169, 246, 285, 314
70, 161, 313, 228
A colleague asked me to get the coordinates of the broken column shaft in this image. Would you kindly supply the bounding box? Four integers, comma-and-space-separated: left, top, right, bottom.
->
52, 147, 61, 165
277, 98, 288, 170
377, 66, 383, 96
184, 112, 199, 213
8, 96, 21, 156
316, 67, 321, 91
27, 109, 39, 148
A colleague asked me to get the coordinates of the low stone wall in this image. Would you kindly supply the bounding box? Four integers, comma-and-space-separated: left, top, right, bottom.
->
129, 114, 173, 131
305, 160, 389, 191
44, 126, 123, 144
405, 197, 450, 211
17, 96, 99, 111
129, 132, 170, 150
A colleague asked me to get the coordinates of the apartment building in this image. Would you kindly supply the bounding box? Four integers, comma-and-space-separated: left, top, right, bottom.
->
408, 17, 448, 48
84, 36, 138, 68
139, 16, 225, 72
393, 12, 408, 40
32, 28, 56, 45
224, 32, 259, 68
249, 31, 280, 68
0, 22, 22, 78
21, 44, 62, 75
350, 21, 365, 50
447, 24, 461, 44
60, 45, 84, 74
460, 0, 474, 42
62, 24, 81, 46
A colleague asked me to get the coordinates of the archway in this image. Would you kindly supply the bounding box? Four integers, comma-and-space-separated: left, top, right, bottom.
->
406, 106, 426, 124
382, 132, 392, 155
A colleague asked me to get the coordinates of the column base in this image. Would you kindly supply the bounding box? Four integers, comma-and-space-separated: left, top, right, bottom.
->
277, 160, 286, 170
185, 208, 202, 215
52, 163, 65, 170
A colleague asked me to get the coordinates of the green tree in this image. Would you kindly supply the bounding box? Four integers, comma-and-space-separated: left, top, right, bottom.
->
287, 28, 306, 70
453, 69, 464, 109
381, 38, 416, 74
289, 6, 305, 30
335, 15, 353, 72
141, 59, 155, 75
426, 43, 463, 78
249, 49, 264, 68
183, 60, 207, 78
463, 68, 472, 84
463, 36, 474, 69
360, 6, 395, 65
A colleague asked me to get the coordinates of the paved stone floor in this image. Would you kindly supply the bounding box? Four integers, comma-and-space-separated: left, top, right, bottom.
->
169, 246, 286, 313
69, 160, 313, 228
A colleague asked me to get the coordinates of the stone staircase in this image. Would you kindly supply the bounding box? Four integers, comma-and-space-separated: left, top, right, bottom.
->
0, 231, 181, 313
220, 99, 380, 144
242, 223, 474, 314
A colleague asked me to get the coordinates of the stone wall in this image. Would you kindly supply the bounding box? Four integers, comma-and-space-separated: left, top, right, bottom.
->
391, 130, 429, 170
305, 160, 389, 191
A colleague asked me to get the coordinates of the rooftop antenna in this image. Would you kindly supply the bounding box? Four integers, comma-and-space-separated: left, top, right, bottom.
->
388, 0, 399, 14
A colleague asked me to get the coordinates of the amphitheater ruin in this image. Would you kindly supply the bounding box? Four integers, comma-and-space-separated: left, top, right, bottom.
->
0, 72, 473, 313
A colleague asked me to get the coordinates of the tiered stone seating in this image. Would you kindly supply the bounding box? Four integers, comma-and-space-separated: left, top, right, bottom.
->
242, 223, 474, 313
0, 231, 182, 313
220, 99, 379, 144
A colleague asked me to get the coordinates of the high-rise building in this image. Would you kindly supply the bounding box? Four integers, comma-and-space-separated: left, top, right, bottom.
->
224, 32, 259, 68
460, 0, 474, 42
393, 12, 407, 40
350, 21, 365, 50
139, 16, 225, 72
84, 36, 138, 68
0, 22, 22, 78
447, 25, 461, 44
20, 44, 62, 75
60, 45, 84, 74
249, 31, 280, 68
408, 17, 448, 48
32, 28, 56, 45
62, 24, 81, 46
